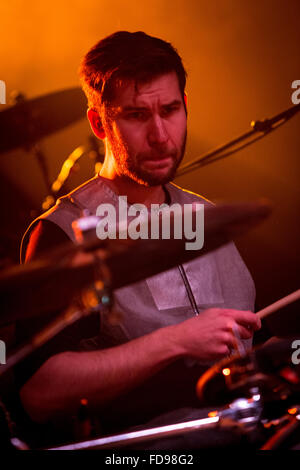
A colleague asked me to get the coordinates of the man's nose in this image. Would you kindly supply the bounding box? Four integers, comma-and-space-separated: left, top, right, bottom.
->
147, 115, 169, 147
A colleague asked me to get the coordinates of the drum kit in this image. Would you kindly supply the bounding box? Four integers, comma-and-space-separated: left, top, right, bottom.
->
0, 88, 300, 450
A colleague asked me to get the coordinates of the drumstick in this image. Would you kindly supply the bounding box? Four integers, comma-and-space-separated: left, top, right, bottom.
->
257, 289, 300, 320
231, 324, 247, 356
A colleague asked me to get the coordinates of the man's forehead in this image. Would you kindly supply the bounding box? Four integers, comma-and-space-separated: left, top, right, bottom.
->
110, 72, 182, 107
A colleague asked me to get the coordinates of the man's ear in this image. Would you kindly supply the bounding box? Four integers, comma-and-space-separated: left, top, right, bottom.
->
183, 92, 188, 113
87, 108, 106, 140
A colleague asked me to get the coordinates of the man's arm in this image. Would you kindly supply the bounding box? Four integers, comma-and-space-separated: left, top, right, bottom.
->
20, 321, 181, 422
20, 306, 259, 423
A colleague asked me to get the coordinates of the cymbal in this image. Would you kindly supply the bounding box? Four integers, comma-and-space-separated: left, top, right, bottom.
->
0, 88, 87, 154
0, 200, 271, 324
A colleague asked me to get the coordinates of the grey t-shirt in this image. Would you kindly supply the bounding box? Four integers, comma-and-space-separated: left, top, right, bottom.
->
19, 175, 256, 434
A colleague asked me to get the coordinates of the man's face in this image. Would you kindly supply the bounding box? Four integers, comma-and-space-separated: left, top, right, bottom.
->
102, 72, 187, 186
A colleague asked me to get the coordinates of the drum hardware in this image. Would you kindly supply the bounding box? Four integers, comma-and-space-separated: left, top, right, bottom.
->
194, 289, 300, 414
196, 337, 300, 449
197, 338, 300, 403
7, 334, 300, 450
0, 248, 113, 378
0, 266, 112, 447
261, 405, 300, 431
10, 437, 30, 450
0, 303, 105, 378
260, 406, 300, 450
46, 393, 263, 450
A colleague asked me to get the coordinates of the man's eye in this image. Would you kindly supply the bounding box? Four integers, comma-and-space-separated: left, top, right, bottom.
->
126, 112, 148, 120
161, 106, 180, 117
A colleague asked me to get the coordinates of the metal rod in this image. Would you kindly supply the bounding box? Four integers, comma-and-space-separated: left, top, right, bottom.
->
48, 415, 220, 450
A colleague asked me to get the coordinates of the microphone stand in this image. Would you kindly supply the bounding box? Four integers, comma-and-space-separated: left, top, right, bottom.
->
176, 102, 300, 178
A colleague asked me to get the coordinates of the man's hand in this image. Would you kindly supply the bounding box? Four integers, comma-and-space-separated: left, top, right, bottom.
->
169, 308, 261, 362
20, 307, 260, 422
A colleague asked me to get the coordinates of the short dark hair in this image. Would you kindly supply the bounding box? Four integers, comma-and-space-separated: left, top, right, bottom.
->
79, 31, 187, 111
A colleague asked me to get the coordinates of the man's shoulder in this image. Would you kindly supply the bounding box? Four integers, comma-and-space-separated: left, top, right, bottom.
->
166, 182, 214, 206
62, 174, 103, 202
21, 176, 108, 260
35, 176, 110, 234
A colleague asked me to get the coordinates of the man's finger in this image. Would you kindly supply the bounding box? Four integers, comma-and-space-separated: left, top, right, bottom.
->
230, 310, 261, 330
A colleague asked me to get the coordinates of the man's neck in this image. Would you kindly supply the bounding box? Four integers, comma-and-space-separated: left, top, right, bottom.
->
99, 168, 167, 207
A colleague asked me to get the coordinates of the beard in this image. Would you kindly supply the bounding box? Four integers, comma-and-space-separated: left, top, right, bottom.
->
108, 131, 187, 187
